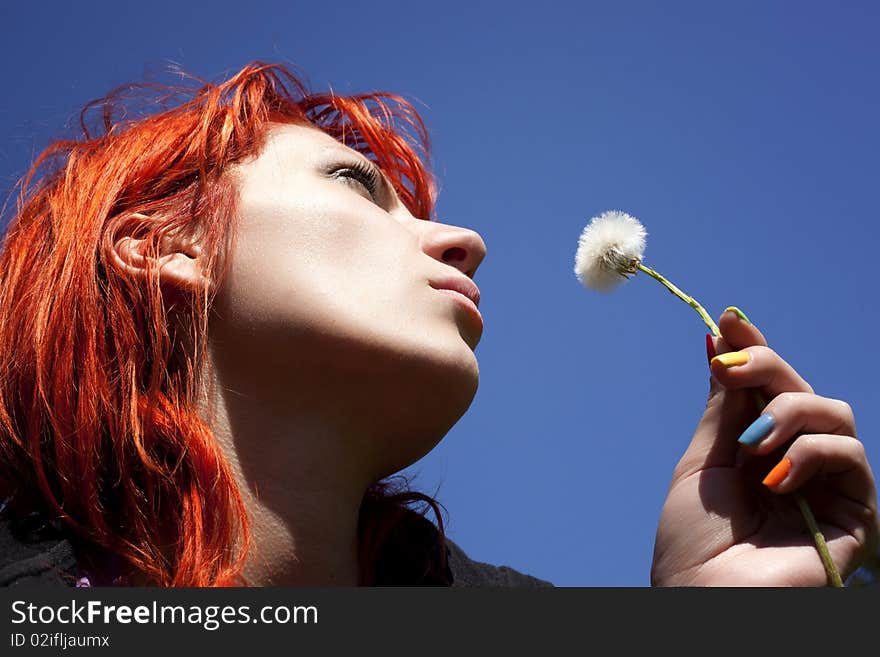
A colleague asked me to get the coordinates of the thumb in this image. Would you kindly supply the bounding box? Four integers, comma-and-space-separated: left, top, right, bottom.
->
670, 332, 757, 482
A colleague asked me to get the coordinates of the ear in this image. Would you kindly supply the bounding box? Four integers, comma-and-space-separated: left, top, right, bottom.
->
110, 213, 213, 294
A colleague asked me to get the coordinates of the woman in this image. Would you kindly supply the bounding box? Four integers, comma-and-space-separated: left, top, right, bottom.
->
0, 62, 876, 587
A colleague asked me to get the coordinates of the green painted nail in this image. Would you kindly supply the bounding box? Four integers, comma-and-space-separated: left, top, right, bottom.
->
724, 306, 751, 325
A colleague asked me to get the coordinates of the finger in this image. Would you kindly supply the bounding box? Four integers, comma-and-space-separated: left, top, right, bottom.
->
706, 307, 767, 364
710, 345, 814, 397
736, 393, 857, 455
717, 307, 768, 351
683, 309, 785, 477
762, 434, 877, 519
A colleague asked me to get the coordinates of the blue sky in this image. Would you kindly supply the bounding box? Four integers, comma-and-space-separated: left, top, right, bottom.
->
2, 1, 878, 586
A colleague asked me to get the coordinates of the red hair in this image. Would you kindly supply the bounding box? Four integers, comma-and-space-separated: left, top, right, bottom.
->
0, 62, 445, 586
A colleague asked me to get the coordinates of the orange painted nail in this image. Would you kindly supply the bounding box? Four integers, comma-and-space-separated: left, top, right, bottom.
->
762, 457, 792, 488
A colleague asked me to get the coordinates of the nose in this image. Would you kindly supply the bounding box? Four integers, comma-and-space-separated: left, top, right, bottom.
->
419, 221, 487, 279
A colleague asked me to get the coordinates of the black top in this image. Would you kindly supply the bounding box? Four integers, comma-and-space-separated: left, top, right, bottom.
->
0, 506, 553, 588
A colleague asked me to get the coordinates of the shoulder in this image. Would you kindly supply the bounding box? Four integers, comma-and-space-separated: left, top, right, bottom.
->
0, 504, 79, 587
1, 501, 555, 588
445, 537, 554, 588
373, 507, 554, 587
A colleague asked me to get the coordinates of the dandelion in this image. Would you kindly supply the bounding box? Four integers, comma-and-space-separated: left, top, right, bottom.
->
573, 210, 646, 292
574, 209, 843, 587
574, 210, 719, 335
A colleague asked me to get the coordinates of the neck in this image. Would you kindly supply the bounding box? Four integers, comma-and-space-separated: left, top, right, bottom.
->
201, 369, 378, 587
237, 477, 364, 587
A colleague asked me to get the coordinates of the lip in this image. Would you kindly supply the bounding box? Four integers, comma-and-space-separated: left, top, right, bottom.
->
429, 277, 483, 332
429, 277, 481, 309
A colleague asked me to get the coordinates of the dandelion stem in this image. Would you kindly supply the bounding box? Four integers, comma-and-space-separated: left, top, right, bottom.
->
795, 493, 845, 587
635, 260, 844, 587
635, 263, 719, 335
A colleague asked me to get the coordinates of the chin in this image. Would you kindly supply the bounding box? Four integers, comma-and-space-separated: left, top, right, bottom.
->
420, 333, 480, 411
368, 336, 479, 477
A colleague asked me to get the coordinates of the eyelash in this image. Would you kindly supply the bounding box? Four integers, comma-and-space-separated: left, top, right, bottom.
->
334, 161, 381, 199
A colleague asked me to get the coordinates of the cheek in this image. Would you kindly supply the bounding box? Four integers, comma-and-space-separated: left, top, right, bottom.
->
217, 194, 422, 336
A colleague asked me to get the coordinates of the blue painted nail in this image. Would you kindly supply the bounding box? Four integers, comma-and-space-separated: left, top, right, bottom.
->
738, 414, 775, 446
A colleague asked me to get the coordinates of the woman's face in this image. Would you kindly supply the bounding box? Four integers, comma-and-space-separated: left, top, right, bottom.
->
209, 122, 487, 473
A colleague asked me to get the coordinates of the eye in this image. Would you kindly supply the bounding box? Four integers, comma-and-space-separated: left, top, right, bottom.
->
332, 160, 381, 201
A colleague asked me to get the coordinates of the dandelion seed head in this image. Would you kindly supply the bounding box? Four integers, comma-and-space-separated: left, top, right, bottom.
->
573, 210, 647, 292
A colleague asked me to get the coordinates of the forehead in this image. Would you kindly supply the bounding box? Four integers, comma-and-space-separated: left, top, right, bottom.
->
227, 122, 364, 188
258, 122, 361, 165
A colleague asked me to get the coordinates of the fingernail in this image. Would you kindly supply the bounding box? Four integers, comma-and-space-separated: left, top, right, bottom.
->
738, 414, 775, 446
705, 334, 716, 363
762, 457, 792, 488
724, 306, 752, 325
710, 351, 751, 368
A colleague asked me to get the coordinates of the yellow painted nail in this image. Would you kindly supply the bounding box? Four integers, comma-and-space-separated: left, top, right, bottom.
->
710, 351, 751, 368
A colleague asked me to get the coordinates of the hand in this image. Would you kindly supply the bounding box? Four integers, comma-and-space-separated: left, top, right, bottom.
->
651, 309, 879, 586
